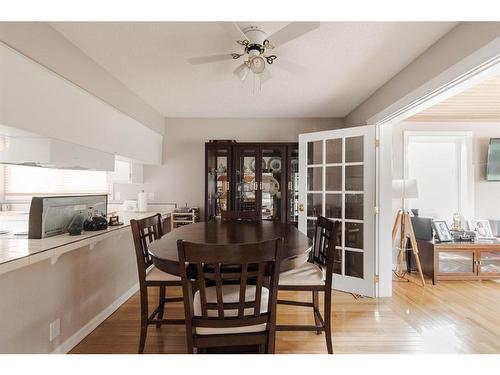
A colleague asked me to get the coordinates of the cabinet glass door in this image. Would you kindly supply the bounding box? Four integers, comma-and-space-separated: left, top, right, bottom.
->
206, 146, 230, 221
288, 146, 299, 226
235, 147, 259, 213
261, 146, 285, 221
478, 251, 500, 275
437, 250, 475, 274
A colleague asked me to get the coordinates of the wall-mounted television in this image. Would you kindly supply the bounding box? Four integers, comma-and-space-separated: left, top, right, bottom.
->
486, 138, 500, 181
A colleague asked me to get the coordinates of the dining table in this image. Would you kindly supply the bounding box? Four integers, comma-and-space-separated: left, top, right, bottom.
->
148, 219, 312, 276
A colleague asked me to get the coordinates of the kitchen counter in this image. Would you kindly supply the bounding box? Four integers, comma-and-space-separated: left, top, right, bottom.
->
0, 211, 170, 275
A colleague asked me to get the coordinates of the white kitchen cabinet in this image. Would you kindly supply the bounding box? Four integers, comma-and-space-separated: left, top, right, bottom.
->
108, 159, 143, 184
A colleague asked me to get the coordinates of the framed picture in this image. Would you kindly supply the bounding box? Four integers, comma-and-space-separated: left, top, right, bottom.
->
432, 220, 453, 242
468, 219, 494, 238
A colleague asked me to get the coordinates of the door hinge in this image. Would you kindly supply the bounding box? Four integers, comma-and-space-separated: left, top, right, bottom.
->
374, 206, 379, 214
375, 139, 380, 148
374, 275, 380, 283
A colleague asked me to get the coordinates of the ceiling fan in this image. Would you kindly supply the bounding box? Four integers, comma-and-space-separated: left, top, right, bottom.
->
187, 22, 320, 84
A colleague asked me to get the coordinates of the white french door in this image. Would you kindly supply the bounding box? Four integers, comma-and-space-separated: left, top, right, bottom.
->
298, 125, 376, 297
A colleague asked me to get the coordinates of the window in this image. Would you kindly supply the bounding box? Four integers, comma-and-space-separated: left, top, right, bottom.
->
404, 131, 473, 222
4, 164, 110, 200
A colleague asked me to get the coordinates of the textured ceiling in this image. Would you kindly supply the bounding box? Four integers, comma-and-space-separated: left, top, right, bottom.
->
408, 74, 500, 122
50, 22, 457, 118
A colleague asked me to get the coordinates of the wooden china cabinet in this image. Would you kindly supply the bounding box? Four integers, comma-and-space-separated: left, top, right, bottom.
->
205, 141, 299, 225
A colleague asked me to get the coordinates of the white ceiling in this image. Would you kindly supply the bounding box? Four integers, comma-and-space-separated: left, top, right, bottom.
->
50, 22, 457, 118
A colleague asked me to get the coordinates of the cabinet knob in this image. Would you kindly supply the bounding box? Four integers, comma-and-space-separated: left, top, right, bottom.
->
298, 203, 304, 212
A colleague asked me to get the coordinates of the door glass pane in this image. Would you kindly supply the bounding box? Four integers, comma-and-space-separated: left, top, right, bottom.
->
307, 218, 317, 240
307, 141, 323, 165
207, 148, 229, 220
325, 193, 341, 219
439, 251, 474, 273
307, 166, 322, 191
345, 222, 363, 249
479, 252, 500, 274
345, 194, 363, 220
307, 193, 322, 217
345, 136, 363, 163
325, 166, 342, 191
288, 147, 299, 226
326, 138, 342, 164
235, 149, 257, 212
345, 165, 363, 191
261, 147, 283, 221
345, 251, 363, 278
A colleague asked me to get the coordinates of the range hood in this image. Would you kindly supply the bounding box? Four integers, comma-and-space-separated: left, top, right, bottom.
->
0, 125, 114, 171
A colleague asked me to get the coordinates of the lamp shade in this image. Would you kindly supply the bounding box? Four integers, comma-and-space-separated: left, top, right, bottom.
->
392, 179, 418, 199
233, 63, 249, 81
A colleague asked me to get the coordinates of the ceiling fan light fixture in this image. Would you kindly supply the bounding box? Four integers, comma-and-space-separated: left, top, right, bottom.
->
233, 63, 249, 81
249, 56, 266, 74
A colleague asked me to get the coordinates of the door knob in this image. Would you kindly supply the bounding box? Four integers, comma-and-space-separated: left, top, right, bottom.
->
298, 203, 304, 212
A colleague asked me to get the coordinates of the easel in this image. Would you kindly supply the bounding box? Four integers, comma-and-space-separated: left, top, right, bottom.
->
392, 210, 426, 287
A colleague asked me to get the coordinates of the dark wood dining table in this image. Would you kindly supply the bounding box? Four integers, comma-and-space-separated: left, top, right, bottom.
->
148, 220, 311, 276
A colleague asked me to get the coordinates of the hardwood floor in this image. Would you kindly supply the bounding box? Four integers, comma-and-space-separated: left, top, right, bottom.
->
70, 276, 500, 354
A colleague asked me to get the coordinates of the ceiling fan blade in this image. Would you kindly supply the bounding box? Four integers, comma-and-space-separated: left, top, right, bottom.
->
218, 22, 248, 42
268, 22, 320, 48
275, 57, 308, 75
233, 63, 249, 81
187, 54, 234, 65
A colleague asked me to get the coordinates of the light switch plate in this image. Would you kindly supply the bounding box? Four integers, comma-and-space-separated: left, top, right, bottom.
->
49, 318, 60, 342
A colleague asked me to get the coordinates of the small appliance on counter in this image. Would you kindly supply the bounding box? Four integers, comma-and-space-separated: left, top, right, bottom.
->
108, 213, 124, 227
67, 213, 84, 235
28, 195, 107, 239
83, 207, 108, 231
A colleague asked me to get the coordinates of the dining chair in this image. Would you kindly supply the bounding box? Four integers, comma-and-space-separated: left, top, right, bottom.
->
276, 216, 340, 354
130, 213, 184, 354
177, 237, 284, 354
221, 210, 261, 222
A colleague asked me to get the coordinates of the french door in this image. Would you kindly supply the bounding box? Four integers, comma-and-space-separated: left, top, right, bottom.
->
298, 125, 376, 297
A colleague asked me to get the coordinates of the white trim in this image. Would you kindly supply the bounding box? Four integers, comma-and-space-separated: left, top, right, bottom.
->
51, 282, 139, 354
367, 40, 500, 298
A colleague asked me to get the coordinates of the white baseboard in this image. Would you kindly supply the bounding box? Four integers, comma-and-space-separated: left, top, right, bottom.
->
51, 282, 139, 354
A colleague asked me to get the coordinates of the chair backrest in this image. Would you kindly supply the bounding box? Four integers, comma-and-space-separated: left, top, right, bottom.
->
221, 210, 261, 222
310, 216, 341, 277
177, 238, 284, 345
130, 213, 165, 281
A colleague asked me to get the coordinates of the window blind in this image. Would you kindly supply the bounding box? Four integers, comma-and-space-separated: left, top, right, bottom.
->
4, 164, 110, 198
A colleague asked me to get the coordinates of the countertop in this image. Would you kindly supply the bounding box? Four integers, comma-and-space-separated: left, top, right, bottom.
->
0, 211, 170, 270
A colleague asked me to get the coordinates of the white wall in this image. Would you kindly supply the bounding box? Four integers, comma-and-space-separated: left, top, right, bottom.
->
0, 232, 138, 353
393, 122, 500, 221
132, 118, 343, 217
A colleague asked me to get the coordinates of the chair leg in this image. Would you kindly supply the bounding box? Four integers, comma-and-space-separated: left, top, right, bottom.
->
156, 286, 166, 328
139, 318, 147, 354
139, 286, 149, 354
312, 290, 321, 335
324, 289, 333, 354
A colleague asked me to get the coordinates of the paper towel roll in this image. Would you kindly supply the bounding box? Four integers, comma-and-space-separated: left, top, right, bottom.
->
137, 191, 148, 213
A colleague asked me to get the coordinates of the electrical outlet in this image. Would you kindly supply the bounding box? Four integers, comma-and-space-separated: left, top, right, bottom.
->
49, 318, 60, 342
148, 192, 155, 201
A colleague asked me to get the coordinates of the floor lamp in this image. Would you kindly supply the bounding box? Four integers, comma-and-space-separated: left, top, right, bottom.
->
391, 179, 425, 287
